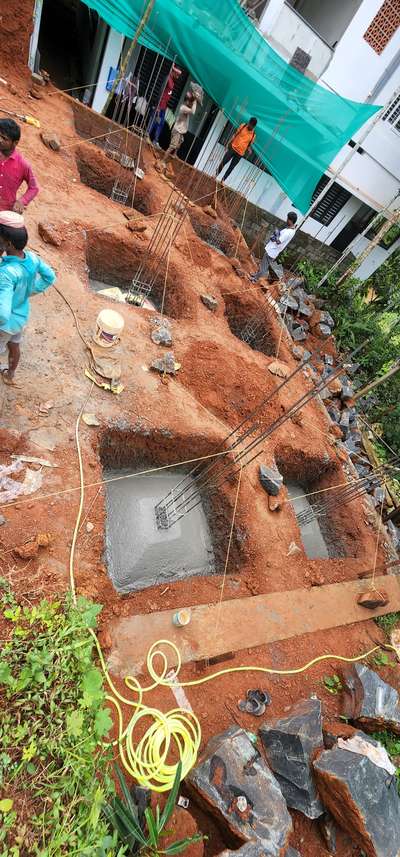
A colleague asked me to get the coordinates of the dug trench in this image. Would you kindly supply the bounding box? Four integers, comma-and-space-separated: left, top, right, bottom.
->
86, 228, 196, 319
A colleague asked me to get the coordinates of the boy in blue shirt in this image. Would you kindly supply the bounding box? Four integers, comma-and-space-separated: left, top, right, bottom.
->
0, 211, 55, 384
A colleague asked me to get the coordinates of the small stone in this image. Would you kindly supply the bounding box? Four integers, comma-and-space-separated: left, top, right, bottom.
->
260, 698, 324, 819
30, 85, 43, 99
324, 353, 334, 366
259, 464, 283, 497
280, 294, 299, 312
0, 515, 5, 526
298, 300, 313, 318
86, 522, 94, 533
341, 385, 354, 401
285, 850, 301, 857
292, 345, 305, 360
320, 311, 335, 328
203, 204, 218, 219
357, 590, 389, 609
151, 352, 177, 375
125, 220, 147, 233
151, 326, 172, 346
40, 132, 61, 151
201, 294, 218, 312
316, 323, 332, 339
38, 222, 63, 247
268, 360, 290, 378
291, 325, 307, 342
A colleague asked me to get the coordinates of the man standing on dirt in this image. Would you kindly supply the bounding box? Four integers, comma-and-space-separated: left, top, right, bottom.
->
0, 119, 39, 213
216, 118, 257, 182
148, 65, 182, 148
250, 211, 298, 284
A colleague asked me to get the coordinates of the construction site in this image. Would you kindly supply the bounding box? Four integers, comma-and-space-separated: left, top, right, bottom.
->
1, 1, 400, 856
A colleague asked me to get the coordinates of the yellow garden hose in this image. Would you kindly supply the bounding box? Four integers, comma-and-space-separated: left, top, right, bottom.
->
70, 399, 396, 792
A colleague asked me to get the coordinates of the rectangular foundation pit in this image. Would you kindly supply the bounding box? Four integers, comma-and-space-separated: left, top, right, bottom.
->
104, 467, 215, 593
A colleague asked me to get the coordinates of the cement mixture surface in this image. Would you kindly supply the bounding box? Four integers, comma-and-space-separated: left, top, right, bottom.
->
104, 468, 215, 592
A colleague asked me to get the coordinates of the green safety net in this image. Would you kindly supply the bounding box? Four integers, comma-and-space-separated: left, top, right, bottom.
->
82, 0, 380, 212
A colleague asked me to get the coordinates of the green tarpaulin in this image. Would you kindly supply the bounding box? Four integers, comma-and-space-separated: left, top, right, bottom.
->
83, 0, 380, 212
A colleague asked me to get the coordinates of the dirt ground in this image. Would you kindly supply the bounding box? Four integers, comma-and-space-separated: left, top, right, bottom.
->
0, 17, 399, 856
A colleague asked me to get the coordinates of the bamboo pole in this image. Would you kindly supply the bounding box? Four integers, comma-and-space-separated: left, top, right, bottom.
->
335, 213, 400, 288
354, 361, 400, 402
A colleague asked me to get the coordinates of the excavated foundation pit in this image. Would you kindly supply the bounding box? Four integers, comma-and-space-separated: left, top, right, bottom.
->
75, 143, 153, 214
224, 293, 277, 357
100, 431, 247, 593
86, 233, 192, 318
276, 450, 349, 559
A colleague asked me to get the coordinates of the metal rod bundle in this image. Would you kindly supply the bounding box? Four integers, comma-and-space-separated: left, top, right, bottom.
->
155, 341, 367, 528
296, 460, 400, 527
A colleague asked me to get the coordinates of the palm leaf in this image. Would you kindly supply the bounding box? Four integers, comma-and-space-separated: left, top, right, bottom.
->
162, 834, 203, 855
159, 762, 182, 831
114, 798, 147, 846
114, 763, 140, 821
144, 806, 158, 847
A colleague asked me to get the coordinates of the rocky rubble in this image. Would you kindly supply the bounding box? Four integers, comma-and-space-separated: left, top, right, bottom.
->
277, 276, 400, 555
187, 726, 292, 856
186, 677, 400, 857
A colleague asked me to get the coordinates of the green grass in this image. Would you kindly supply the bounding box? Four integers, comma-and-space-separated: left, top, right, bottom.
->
372, 730, 400, 794
0, 579, 120, 857
375, 612, 400, 635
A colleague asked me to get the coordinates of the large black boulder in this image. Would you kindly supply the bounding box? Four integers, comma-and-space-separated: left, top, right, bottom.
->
313, 735, 400, 857
186, 726, 292, 856
260, 698, 324, 819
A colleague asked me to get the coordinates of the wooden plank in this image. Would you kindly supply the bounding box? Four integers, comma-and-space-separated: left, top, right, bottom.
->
108, 575, 400, 677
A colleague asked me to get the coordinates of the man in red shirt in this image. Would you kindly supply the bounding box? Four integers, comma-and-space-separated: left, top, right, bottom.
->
148, 65, 182, 148
0, 119, 39, 213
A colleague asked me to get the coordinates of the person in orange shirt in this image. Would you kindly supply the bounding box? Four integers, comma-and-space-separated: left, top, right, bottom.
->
216, 117, 257, 182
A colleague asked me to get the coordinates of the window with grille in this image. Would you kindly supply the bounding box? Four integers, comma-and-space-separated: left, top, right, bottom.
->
382, 94, 400, 131
310, 176, 351, 226
364, 0, 400, 55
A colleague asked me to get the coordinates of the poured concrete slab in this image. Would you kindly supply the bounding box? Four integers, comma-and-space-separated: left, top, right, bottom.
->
286, 481, 329, 559
108, 575, 400, 676
104, 468, 215, 593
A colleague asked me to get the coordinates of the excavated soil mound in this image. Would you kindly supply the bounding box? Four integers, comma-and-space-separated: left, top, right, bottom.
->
178, 338, 282, 426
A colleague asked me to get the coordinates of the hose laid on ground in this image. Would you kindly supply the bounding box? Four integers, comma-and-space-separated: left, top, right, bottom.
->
69, 393, 397, 792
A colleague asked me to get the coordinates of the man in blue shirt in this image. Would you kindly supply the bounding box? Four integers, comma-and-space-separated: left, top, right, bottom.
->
0, 211, 55, 384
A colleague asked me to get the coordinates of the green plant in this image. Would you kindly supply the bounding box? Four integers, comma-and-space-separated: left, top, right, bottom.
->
369, 650, 396, 668
322, 674, 342, 695
372, 730, 400, 794
104, 762, 203, 856
0, 580, 120, 856
375, 612, 400, 636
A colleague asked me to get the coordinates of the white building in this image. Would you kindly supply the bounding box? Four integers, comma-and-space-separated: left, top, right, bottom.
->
30, 0, 400, 278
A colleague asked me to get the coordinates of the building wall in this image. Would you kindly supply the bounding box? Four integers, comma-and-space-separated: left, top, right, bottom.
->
92, 29, 124, 113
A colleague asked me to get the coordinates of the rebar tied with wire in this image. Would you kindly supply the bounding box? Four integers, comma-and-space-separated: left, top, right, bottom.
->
296, 460, 400, 527
126, 186, 191, 307
155, 341, 367, 529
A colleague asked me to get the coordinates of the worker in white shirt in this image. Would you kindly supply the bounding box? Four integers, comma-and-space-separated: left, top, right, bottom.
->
250, 211, 298, 283
159, 92, 197, 171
